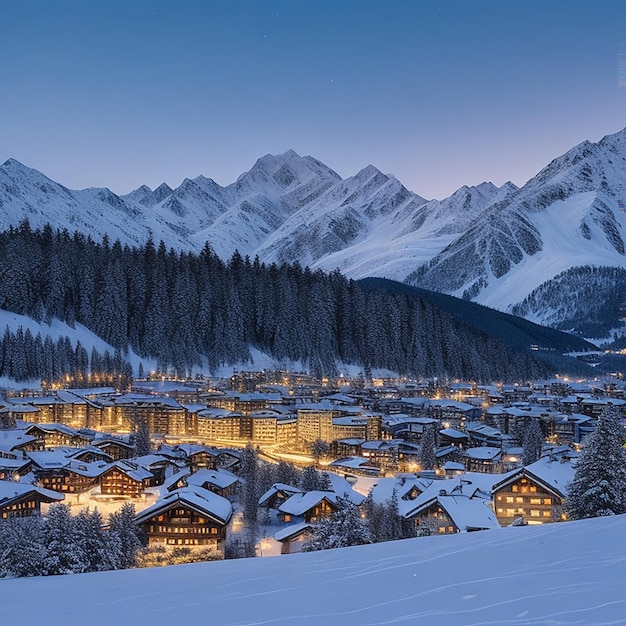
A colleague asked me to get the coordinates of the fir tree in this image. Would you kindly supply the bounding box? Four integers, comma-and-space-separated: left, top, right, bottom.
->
566, 405, 626, 520
311, 439, 331, 464
418, 426, 437, 471
108, 503, 143, 569
302, 497, 374, 551
241, 444, 259, 524
521, 419, 544, 466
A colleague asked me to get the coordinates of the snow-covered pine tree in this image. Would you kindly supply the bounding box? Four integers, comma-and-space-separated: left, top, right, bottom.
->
241, 444, 259, 524
107, 502, 143, 569
311, 438, 331, 464
0, 516, 45, 578
418, 426, 437, 470
299, 466, 325, 492
133, 418, 152, 457
380, 489, 404, 542
566, 405, 626, 519
302, 496, 374, 552
521, 419, 544, 466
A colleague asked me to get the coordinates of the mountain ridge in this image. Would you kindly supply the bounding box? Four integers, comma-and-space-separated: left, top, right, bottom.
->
3, 128, 626, 336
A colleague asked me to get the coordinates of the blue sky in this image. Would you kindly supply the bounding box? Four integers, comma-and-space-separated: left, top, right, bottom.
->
2, 0, 626, 199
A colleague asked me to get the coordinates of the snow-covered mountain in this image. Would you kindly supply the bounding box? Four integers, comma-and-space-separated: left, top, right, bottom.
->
3, 129, 626, 336
405, 129, 626, 335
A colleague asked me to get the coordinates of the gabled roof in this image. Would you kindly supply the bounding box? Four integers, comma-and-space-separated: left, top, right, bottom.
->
274, 522, 313, 542
0, 481, 64, 505
135, 486, 232, 526
258, 483, 302, 507
491, 457, 576, 499
278, 491, 338, 517
186, 468, 239, 490
463, 446, 502, 461
102, 460, 153, 482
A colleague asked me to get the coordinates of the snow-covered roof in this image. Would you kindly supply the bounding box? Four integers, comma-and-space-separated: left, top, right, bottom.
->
326, 472, 366, 505
463, 446, 501, 460
278, 491, 338, 517
436, 495, 500, 531
439, 427, 468, 439
274, 522, 313, 542
135, 485, 232, 525
186, 468, 239, 490
328, 456, 380, 472
492, 456, 576, 498
0, 430, 37, 452
105, 460, 153, 482
0, 481, 64, 504
258, 483, 302, 506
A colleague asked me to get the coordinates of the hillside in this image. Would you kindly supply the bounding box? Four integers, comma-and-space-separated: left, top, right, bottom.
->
1, 515, 625, 625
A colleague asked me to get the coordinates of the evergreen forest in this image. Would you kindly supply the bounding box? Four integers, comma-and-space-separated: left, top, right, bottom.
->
0, 221, 592, 383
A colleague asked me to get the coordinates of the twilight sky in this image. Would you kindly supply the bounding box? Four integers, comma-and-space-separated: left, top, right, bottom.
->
2, 0, 626, 200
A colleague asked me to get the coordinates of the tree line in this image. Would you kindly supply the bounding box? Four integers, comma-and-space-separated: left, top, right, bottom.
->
0, 221, 554, 382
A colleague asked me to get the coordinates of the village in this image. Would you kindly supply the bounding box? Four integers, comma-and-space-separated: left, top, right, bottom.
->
1, 370, 625, 560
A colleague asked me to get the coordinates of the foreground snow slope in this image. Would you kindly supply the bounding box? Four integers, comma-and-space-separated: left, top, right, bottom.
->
2, 515, 626, 625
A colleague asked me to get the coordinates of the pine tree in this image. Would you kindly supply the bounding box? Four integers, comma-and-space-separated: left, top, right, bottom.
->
521, 419, 544, 466
108, 503, 143, 569
299, 466, 326, 492
241, 444, 259, 524
302, 497, 373, 551
133, 419, 152, 457
566, 405, 626, 520
311, 439, 331, 464
418, 426, 437, 470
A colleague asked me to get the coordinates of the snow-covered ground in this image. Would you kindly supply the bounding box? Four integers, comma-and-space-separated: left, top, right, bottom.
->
2, 514, 626, 625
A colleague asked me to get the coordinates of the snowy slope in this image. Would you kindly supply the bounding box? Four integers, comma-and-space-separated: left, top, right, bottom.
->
2, 515, 626, 625
411, 128, 626, 328
309, 180, 517, 280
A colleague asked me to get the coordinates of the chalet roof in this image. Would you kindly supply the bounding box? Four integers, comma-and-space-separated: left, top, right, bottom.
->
278, 491, 338, 517
326, 472, 366, 506
274, 522, 313, 542
369, 476, 434, 514
258, 483, 302, 507
0, 481, 64, 505
93, 437, 135, 450
0, 402, 39, 414
361, 440, 399, 451
439, 428, 469, 439
435, 495, 501, 531
0, 430, 37, 453
328, 456, 380, 472
492, 457, 576, 499
463, 447, 502, 461
186, 468, 239, 490
103, 460, 153, 482
429, 399, 476, 411
162, 470, 192, 492
25, 423, 84, 437
403, 473, 503, 520
135, 485, 232, 526
174, 443, 219, 457
0, 457, 31, 470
